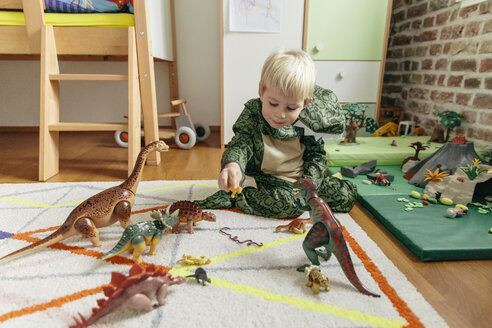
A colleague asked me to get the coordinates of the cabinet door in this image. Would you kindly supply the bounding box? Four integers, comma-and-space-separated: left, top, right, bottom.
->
304, 0, 390, 61
314, 61, 381, 103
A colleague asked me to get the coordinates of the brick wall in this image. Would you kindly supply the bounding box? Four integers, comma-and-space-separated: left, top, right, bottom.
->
382, 0, 492, 150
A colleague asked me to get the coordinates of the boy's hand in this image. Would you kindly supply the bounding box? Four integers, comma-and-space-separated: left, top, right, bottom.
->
219, 162, 242, 192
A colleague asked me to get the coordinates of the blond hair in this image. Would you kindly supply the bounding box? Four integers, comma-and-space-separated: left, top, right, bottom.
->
259, 49, 316, 100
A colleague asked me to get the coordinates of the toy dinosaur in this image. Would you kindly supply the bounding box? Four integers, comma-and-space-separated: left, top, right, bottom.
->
163, 200, 216, 234
275, 218, 310, 234
304, 265, 330, 294
177, 254, 212, 265
100, 208, 179, 263
0, 140, 169, 265
70, 263, 186, 328
186, 267, 211, 286
293, 178, 380, 297
229, 186, 243, 198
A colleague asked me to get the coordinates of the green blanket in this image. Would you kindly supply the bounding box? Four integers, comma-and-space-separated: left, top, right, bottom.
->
329, 165, 492, 262
325, 136, 442, 167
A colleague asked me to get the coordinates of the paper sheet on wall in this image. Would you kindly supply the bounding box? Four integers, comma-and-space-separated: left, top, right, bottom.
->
229, 0, 282, 33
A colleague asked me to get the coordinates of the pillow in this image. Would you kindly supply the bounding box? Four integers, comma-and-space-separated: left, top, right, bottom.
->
44, 0, 134, 13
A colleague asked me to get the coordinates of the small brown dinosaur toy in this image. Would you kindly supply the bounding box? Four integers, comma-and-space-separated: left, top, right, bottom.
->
304, 265, 330, 294
70, 263, 186, 327
0, 140, 169, 264
163, 200, 216, 234
275, 218, 311, 234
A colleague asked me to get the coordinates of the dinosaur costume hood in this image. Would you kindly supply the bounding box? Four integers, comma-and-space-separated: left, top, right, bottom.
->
244, 85, 345, 140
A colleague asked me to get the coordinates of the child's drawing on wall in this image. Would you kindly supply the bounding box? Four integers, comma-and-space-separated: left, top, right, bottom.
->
230, 0, 282, 33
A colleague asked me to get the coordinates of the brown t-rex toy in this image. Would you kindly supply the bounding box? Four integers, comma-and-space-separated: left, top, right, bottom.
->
0, 140, 169, 264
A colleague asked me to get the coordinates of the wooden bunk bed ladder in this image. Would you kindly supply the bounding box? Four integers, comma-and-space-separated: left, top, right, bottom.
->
39, 24, 141, 181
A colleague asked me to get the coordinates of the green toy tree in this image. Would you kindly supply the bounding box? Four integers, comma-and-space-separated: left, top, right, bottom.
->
437, 110, 464, 142
341, 103, 379, 143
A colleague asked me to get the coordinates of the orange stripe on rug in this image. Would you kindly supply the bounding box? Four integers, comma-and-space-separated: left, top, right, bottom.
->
0, 285, 107, 323
6, 206, 423, 327
12, 227, 171, 271
5, 225, 171, 322
342, 226, 424, 328
131, 205, 168, 215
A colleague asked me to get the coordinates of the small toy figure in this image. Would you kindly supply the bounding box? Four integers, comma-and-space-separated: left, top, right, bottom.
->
294, 178, 380, 297
369, 172, 391, 186
446, 205, 468, 219
229, 186, 243, 198
275, 218, 310, 234
186, 267, 211, 286
101, 208, 179, 263
162, 200, 216, 234
304, 265, 330, 294
0, 141, 169, 265
70, 264, 186, 328
390, 140, 397, 147
177, 254, 212, 265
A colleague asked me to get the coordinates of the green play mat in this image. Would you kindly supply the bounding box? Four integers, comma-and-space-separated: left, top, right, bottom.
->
324, 136, 442, 167
329, 165, 492, 262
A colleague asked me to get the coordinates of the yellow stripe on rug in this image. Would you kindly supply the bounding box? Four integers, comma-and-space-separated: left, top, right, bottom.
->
212, 277, 406, 328
0, 182, 218, 209
170, 232, 407, 328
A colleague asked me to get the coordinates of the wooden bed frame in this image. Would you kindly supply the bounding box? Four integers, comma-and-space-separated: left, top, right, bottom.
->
0, 0, 178, 180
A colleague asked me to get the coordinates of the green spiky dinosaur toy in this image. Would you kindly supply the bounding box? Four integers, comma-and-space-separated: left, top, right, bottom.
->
101, 209, 179, 263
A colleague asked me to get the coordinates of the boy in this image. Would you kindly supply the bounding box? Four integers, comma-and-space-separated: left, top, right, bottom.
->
196, 50, 357, 218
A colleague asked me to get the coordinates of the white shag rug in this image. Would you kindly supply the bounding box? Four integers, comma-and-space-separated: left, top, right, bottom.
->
0, 180, 449, 328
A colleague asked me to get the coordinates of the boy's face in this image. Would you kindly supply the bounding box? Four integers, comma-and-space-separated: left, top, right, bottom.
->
259, 87, 312, 129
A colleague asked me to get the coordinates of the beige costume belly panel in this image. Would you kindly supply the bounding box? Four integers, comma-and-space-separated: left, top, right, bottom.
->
261, 134, 305, 183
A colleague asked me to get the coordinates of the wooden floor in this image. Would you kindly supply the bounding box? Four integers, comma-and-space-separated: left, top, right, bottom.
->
0, 131, 490, 328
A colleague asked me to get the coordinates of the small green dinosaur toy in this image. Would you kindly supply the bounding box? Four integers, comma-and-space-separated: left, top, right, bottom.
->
101, 209, 179, 263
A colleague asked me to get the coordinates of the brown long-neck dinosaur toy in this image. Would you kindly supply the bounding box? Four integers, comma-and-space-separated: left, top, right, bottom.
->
0, 140, 169, 264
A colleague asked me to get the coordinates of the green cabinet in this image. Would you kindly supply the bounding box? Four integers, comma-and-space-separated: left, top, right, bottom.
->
304, 0, 390, 61
303, 0, 392, 126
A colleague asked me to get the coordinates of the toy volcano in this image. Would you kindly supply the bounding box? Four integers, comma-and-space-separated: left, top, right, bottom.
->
404, 141, 480, 188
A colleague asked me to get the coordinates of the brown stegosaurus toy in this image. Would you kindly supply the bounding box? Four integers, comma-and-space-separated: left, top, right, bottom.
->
71, 263, 186, 327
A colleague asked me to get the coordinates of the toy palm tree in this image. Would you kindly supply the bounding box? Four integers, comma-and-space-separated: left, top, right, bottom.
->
438, 110, 464, 142
341, 103, 379, 143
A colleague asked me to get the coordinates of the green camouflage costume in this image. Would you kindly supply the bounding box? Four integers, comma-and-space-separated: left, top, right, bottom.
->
196, 86, 357, 218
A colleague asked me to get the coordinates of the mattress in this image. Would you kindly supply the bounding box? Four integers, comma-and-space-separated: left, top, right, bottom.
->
0, 11, 134, 27
324, 136, 442, 167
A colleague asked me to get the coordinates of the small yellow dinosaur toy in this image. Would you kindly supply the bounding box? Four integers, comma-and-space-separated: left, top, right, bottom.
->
177, 254, 211, 265
304, 265, 330, 295
229, 186, 243, 198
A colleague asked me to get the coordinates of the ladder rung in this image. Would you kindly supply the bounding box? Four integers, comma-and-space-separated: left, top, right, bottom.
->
170, 99, 187, 106
49, 74, 128, 81
158, 113, 181, 118
49, 122, 128, 131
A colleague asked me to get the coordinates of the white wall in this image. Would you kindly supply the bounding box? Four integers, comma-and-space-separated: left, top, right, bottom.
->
173, 0, 220, 128
0, 60, 170, 125
0, 0, 220, 128
222, 0, 305, 144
